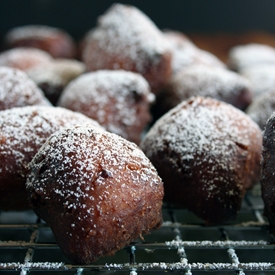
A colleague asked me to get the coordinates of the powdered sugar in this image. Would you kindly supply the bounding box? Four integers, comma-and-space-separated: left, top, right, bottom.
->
82, 4, 172, 93
26, 126, 162, 192
0, 47, 52, 71
143, 96, 256, 176
166, 65, 252, 110
83, 4, 170, 71
58, 70, 154, 141
140, 97, 262, 213
103, 261, 274, 271
26, 126, 163, 212
163, 31, 225, 75
26, 126, 163, 263
228, 43, 275, 71
240, 63, 275, 98
0, 67, 51, 110
0, 106, 102, 176
165, 239, 268, 247
5, 25, 67, 42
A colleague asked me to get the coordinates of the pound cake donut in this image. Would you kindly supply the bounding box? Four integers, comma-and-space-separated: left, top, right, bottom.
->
26, 126, 164, 264
239, 64, 275, 98
163, 30, 225, 76
0, 47, 53, 71
140, 96, 262, 225
261, 112, 275, 232
82, 3, 172, 94
154, 65, 253, 118
27, 59, 85, 105
0, 106, 103, 211
246, 89, 275, 130
58, 70, 154, 144
227, 43, 275, 72
4, 25, 76, 59
0, 66, 51, 110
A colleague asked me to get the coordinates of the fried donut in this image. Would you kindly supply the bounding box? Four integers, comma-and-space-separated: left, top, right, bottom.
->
27, 59, 85, 105
81, 3, 172, 94
141, 96, 262, 224
0, 47, 52, 71
163, 30, 225, 75
26, 126, 163, 263
261, 112, 275, 233
154, 65, 253, 119
246, 89, 275, 130
0, 66, 50, 110
4, 25, 76, 59
58, 70, 154, 144
0, 106, 102, 210
227, 43, 275, 71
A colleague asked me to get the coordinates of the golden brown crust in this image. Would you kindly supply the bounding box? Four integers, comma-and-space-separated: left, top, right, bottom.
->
26, 127, 163, 264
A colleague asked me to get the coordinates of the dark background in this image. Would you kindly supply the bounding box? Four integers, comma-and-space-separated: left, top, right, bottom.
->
1, 0, 275, 62
1, 0, 275, 40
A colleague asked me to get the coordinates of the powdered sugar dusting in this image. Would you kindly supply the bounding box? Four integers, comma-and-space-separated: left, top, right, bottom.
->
0, 262, 66, 270
27, 59, 85, 87
103, 261, 274, 271
168, 65, 252, 106
163, 31, 225, 75
0, 47, 52, 71
82, 3, 171, 74
228, 43, 275, 71
141, 96, 261, 198
58, 70, 153, 139
0, 66, 50, 110
240, 63, 275, 98
0, 106, 102, 176
5, 25, 70, 43
165, 239, 268, 247
26, 126, 163, 223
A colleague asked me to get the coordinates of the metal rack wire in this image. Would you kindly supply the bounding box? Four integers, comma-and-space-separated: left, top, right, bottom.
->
1, 185, 275, 274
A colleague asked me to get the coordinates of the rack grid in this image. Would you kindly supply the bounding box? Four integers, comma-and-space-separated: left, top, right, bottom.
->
1, 185, 274, 274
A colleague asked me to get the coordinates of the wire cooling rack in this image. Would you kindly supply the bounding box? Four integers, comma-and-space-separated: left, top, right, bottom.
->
0, 184, 275, 275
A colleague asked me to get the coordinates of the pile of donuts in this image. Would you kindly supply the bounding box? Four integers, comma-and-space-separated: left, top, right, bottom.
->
1, 3, 275, 264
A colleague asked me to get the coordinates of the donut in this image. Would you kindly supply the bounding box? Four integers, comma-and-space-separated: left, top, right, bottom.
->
26, 126, 163, 264
0, 66, 51, 110
246, 89, 275, 130
0, 47, 53, 71
27, 59, 85, 105
261, 112, 275, 232
163, 30, 225, 75
154, 65, 253, 119
0, 106, 103, 211
81, 3, 172, 94
58, 70, 154, 144
140, 96, 262, 224
239, 64, 275, 98
4, 25, 76, 59
227, 43, 275, 71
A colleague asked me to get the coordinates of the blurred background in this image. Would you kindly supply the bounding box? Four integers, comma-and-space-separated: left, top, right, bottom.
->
1, 0, 275, 61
